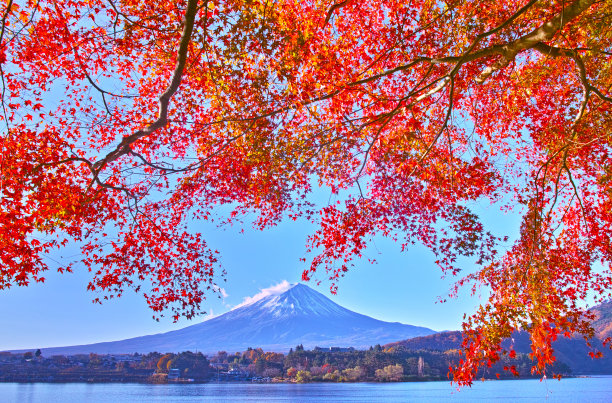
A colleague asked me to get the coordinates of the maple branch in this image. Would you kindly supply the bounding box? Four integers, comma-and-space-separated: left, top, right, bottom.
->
532, 43, 608, 120
80, 68, 118, 116
409, 77, 455, 177
295, 132, 345, 174
127, 131, 245, 175
342, 0, 541, 90
0, 0, 13, 46
128, 149, 185, 173
476, 0, 541, 40
475, 0, 595, 84
562, 160, 589, 226
527, 39, 602, 249
52, 3, 137, 122
254, 0, 549, 121
156, 0, 600, 138
532, 143, 569, 239
547, 160, 567, 222
323, 0, 350, 27
356, 115, 392, 181
571, 54, 590, 127
590, 86, 612, 103
29, 156, 135, 198
415, 76, 451, 103
348, 59, 430, 87
532, 46, 612, 103
105, 0, 179, 34
31, 156, 94, 173
0, 1, 12, 131
82, 66, 136, 100
92, 0, 202, 173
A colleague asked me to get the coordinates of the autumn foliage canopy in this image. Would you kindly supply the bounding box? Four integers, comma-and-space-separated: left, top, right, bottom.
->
1, 0, 611, 385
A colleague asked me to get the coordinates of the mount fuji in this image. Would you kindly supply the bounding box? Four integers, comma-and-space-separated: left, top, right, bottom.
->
26, 283, 436, 355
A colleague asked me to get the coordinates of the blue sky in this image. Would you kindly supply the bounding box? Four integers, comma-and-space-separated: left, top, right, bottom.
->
0, 195, 521, 351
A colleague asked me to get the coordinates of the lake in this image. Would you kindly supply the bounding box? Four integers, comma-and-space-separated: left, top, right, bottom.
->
2, 377, 612, 402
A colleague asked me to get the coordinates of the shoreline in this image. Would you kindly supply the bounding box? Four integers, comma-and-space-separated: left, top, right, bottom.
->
0, 374, 598, 385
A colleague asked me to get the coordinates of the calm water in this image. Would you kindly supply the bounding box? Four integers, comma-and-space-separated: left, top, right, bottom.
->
1, 377, 612, 402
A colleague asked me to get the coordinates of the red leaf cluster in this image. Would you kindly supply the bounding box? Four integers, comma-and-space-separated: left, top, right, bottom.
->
1, 0, 611, 385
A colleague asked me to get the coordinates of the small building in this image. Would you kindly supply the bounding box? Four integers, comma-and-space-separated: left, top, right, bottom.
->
218, 368, 248, 381
167, 368, 181, 380
313, 346, 355, 352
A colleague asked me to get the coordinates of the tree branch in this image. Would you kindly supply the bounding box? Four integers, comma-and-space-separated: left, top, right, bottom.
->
323, 0, 350, 27
92, 0, 203, 173
476, 0, 595, 84
409, 77, 455, 177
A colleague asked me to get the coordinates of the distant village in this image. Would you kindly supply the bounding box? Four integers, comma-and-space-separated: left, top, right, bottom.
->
0, 343, 573, 384
3, 287, 607, 385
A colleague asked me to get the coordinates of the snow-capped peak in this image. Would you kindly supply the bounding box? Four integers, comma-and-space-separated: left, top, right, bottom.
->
231, 280, 295, 310
234, 283, 353, 319
30, 282, 436, 355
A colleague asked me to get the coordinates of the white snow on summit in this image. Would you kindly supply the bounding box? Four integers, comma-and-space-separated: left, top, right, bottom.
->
232, 280, 294, 310
28, 282, 436, 355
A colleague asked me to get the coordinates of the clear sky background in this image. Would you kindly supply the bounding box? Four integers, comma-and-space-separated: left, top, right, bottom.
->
0, 194, 520, 351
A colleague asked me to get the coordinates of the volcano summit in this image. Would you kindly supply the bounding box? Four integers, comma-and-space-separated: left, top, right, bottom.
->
25, 283, 436, 355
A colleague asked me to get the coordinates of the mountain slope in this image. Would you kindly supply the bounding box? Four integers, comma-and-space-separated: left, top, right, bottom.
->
385, 329, 612, 374
385, 299, 612, 375
25, 284, 435, 355
590, 300, 612, 340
